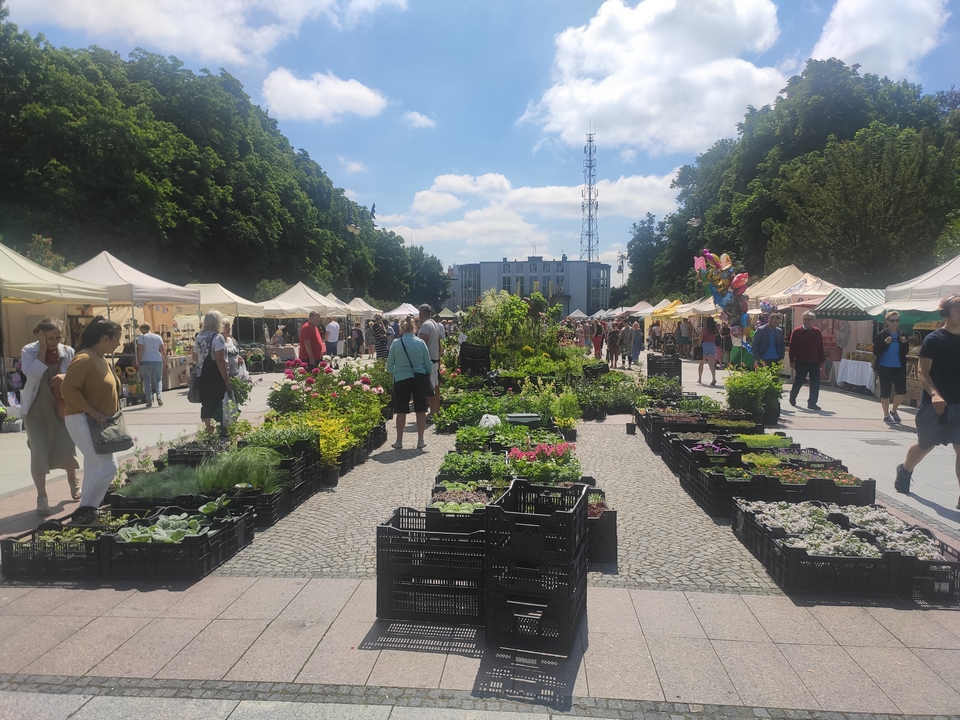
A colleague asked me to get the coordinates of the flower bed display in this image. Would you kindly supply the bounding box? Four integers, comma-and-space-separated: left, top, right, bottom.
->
732, 500, 959, 600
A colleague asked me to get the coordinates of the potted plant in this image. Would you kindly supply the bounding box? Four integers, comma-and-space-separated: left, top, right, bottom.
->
317, 417, 355, 487
554, 416, 577, 442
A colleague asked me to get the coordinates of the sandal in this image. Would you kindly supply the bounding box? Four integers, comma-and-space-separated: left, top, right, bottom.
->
68, 477, 82, 500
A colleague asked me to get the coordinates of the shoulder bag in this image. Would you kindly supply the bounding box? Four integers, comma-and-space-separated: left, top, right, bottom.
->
86, 372, 134, 454
399, 337, 434, 399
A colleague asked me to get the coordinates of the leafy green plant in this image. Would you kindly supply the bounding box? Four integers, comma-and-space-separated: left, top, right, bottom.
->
734, 434, 793, 448
454, 425, 492, 452
491, 423, 530, 448
724, 364, 784, 414
677, 396, 723, 413
742, 452, 782, 468
643, 375, 682, 400
438, 451, 510, 484
551, 389, 582, 421
117, 513, 211, 543
196, 446, 284, 494
114, 464, 202, 499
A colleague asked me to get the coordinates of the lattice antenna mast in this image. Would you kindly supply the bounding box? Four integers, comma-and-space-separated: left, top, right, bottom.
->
580, 131, 598, 262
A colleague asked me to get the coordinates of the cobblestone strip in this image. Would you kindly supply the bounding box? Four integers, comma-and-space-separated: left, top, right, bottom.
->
576, 416, 780, 594
216, 415, 778, 593
0, 674, 941, 720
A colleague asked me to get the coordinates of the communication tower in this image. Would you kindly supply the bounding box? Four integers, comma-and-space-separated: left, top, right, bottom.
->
580, 132, 598, 262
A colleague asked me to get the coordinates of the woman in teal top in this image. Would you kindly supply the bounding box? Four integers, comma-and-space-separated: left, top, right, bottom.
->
386, 315, 432, 450
873, 311, 909, 424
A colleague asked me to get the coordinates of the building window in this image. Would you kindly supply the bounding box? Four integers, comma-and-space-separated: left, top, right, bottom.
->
543, 262, 550, 272
503, 263, 510, 273
502, 277, 511, 293
556, 262, 563, 272
516, 262, 523, 273
533, 280, 540, 293
529, 263, 537, 273
516, 276, 525, 296
556, 275, 564, 291
542, 277, 550, 295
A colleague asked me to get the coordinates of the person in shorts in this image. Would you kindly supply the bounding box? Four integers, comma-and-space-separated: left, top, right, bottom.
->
678, 318, 693, 358
894, 294, 960, 509
873, 311, 908, 424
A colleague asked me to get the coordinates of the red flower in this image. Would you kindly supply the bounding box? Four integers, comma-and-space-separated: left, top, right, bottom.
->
324, 367, 333, 374
286, 361, 294, 368
312, 367, 320, 374
331, 392, 338, 398
305, 377, 315, 385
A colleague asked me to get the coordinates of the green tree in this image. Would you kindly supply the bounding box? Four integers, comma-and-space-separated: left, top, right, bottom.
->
768, 122, 959, 285
253, 279, 289, 302
25, 234, 73, 271
404, 245, 450, 307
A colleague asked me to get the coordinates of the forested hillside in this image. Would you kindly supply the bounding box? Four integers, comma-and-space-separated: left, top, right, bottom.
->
0, 2, 448, 306
624, 59, 960, 302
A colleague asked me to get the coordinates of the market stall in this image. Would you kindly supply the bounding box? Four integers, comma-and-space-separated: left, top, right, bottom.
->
0, 243, 109, 398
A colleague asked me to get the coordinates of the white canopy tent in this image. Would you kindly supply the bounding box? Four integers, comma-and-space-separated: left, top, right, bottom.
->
621, 300, 653, 316
637, 299, 676, 317
65, 252, 200, 306
383, 302, 420, 318
761, 273, 838, 308
884, 253, 960, 304
1, 244, 110, 383
261, 299, 311, 318
324, 293, 354, 315
270, 282, 337, 315
566, 309, 588, 319
744, 265, 805, 307
350, 297, 382, 314
186, 283, 263, 318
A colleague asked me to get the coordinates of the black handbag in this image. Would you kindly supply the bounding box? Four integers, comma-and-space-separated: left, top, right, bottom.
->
399, 338, 434, 399
187, 365, 201, 403
87, 411, 134, 454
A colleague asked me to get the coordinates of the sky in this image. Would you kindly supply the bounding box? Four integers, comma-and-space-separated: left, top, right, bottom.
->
6, 0, 959, 286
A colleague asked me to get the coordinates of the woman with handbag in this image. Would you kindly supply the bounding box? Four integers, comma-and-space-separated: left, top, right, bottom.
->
385, 315, 432, 450
61, 316, 123, 514
192, 310, 231, 436
20, 318, 81, 515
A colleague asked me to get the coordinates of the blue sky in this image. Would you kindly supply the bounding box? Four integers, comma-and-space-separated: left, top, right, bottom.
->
7, 1, 958, 286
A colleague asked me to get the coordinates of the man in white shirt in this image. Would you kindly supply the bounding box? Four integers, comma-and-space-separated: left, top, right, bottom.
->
136, 324, 166, 408
418, 304, 445, 416
324, 316, 341, 357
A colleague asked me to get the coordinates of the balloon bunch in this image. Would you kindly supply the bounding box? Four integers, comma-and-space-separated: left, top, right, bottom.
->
694, 249, 749, 341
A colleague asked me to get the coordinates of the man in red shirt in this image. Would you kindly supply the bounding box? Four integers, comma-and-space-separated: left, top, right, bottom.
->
788, 310, 826, 410
298, 312, 324, 368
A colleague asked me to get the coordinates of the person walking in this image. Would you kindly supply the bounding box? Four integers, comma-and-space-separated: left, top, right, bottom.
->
620, 321, 635, 369
606, 321, 621, 368
136, 323, 165, 408
20, 318, 80, 515
417, 304, 445, 418
222, 319, 242, 378
60, 316, 123, 514
753, 313, 785, 366
592, 319, 604, 359
372, 313, 389, 360
788, 311, 826, 410
873, 311, 909, 424
193, 310, 231, 436
720, 323, 733, 367
631, 321, 644, 366
894, 295, 960, 507
298, 312, 324, 369
363, 320, 375, 359
697, 316, 719, 385
678, 318, 692, 358
324, 316, 340, 357
386, 316, 431, 450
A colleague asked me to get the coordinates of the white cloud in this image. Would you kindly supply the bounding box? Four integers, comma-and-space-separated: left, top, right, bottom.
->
339, 157, 367, 173
7, 0, 405, 65
262, 67, 387, 121
811, 0, 949, 81
402, 111, 436, 128
521, 0, 787, 155
385, 169, 678, 262
412, 190, 464, 217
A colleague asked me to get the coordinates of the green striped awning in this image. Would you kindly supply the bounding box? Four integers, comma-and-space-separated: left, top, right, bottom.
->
812, 288, 885, 320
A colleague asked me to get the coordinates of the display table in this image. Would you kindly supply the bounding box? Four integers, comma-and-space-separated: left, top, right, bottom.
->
835, 359, 875, 391
269, 345, 298, 361
163, 356, 194, 390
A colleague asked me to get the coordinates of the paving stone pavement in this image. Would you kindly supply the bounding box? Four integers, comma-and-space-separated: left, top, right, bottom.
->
217, 414, 779, 594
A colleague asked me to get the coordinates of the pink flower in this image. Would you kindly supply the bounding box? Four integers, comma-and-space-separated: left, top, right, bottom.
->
305, 377, 315, 385
331, 392, 338, 398
312, 367, 320, 375
338, 380, 346, 386
286, 361, 294, 369
311, 392, 319, 398
324, 368, 333, 374
318, 361, 328, 369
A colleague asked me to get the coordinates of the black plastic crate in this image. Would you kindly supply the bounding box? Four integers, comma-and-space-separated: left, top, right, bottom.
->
588, 509, 617, 564
486, 541, 587, 597
485, 480, 588, 562
901, 539, 960, 602
376, 575, 483, 625
376, 507, 486, 624
485, 571, 586, 657
769, 540, 904, 596
100, 520, 229, 580
250, 488, 291, 528
680, 466, 767, 517
105, 492, 204, 511
424, 507, 487, 533
167, 447, 218, 467
1, 522, 102, 580
377, 507, 486, 579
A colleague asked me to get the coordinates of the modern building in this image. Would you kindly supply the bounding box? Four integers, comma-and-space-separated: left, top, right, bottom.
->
445, 255, 611, 316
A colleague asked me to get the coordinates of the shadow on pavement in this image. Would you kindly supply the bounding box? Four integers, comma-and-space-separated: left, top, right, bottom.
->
908, 492, 960, 524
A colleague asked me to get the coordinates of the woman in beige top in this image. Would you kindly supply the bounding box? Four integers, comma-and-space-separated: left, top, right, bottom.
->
61, 316, 123, 514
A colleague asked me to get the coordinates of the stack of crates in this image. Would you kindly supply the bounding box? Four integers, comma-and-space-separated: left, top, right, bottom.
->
376, 507, 486, 625
483, 480, 588, 656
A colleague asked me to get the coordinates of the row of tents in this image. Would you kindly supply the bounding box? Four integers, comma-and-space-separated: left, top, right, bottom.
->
0, 245, 444, 357
569, 255, 960, 326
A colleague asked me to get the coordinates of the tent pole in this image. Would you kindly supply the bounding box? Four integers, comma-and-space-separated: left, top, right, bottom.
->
0, 296, 7, 404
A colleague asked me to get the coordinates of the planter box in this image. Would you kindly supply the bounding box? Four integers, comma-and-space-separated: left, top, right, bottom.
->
769, 540, 904, 596
100, 525, 228, 581
485, 480, 588, 563
681, 467, 768, 517
1, 522, 103, 580
376, 507, 486, 625
588, 509, 617, 564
